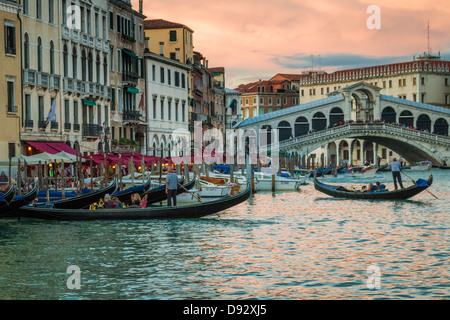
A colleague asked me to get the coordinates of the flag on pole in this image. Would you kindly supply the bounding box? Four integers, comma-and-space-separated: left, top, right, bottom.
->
138, 93, 145, 111
46, 99, 57, 126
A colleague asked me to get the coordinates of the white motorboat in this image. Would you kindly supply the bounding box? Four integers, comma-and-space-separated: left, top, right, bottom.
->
199, 180, 241, 197
411, 161, 432, 171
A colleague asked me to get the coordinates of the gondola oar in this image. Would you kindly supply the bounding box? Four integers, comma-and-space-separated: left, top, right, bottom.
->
177, 182, 202, 203
401, 170, 438, 199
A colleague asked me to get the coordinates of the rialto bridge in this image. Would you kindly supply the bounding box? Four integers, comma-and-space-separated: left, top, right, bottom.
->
233, 82, 450, 166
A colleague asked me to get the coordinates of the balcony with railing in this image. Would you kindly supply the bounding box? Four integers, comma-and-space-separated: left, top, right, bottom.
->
50, 75, 61, 91
38, 120, 47, 130
73, 123, 80, 132
123, 110, 142, 122
23, 69, 36, 86
37, 72, 50, 89
63, 78, 74, 92
51, 121, 58, 131
24, 120, 34, 129
7, 104, 17, 114
64, 123, 72, 131
122, 71, 139, 84
62, 26, 109, 53
82, 124, 101, 138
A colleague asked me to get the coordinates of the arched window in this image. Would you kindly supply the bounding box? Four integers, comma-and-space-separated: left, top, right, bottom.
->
24, 33, 30, 69
63, 44, 68, 77
381, 107, 396, 123
295, 116, 309, 137
416, 114, 431, 132
37, 37, 43, 72
88, 52, 93, 82
50, 41, 55, 74
434, 118, 449, 136
81, 50, 86, 81
103, 56, 108, 86
399, 110, 414, 127
329, 107, 344, 126
277, 121, 292, 141
312, 112, 327, 131
72, 47, 77, 79
96, 54, 101, 84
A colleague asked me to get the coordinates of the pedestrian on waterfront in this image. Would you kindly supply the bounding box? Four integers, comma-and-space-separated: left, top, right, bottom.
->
390, 158, 404, 190
166, 165, 178, 207
0, 171, 8, 184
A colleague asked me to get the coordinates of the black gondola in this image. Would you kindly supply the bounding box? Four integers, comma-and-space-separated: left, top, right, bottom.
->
144, 176, 195, 205
112, 178, 152, 205
308, 166, 332, 178
1, 184, 38, 218
52, 178, 117, 209
314, 175, 433, 200
0, 185, 16, 209
16, 183, 252, 221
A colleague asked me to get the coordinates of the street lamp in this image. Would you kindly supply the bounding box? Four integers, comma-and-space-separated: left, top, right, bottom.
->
99, 121, 111, 153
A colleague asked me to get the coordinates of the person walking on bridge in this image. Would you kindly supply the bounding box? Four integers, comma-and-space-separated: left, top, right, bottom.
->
390, 158, 404, 190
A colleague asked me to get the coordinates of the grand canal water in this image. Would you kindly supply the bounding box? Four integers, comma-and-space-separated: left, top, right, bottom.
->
0, 170, 448, 300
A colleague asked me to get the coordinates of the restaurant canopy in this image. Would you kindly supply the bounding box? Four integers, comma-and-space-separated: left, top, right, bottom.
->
26, 141, 77, 155
82, 153, 173, 168
0, 152, 78, 166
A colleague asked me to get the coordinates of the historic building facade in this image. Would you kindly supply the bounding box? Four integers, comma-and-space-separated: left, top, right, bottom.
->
145, 51, 190, 158
235, 74, 300, 120
108, 0, 146, 155
0, 0, 21, 160
296, 55, 450, 109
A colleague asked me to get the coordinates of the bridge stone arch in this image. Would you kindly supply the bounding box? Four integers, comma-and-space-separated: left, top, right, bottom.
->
329, 107, 345, 126
277, 121, 292, 141
399, 110, 414, 127
312, 112, 327, 131
416, 114, 432, 132
295, 116, 309, 137
434, 118, 449, 136
381, 106, 396, 123
278, 123, 449, 165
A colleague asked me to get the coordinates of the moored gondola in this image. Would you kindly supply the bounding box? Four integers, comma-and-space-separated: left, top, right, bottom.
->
0, 184, 16, 209
314, 175, 433, 200
1, 184, 38, 218
308, 166, 332, 178
16, 183, 252, 221
51, 178, 117, 209
112, 178, 152, 204
144, 176, 195, 205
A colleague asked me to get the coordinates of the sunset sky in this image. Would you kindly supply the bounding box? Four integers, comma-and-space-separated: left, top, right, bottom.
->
133, 0, 450, 88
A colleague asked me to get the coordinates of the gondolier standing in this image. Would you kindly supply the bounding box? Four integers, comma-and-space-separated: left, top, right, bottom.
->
166, 165, 178, 206
390, 158, 404, 190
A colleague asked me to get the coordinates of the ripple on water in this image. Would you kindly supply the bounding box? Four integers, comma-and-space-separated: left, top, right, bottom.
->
0, 171, 448, 299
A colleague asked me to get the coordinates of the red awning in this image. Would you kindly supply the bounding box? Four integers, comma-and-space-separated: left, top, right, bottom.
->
27, 141, 77, 155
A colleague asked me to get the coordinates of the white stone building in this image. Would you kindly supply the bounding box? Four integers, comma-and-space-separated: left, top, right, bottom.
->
145, 52, 190, 158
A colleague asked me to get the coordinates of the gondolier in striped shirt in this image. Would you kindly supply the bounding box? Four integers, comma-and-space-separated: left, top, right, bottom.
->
165, 165, 178, 206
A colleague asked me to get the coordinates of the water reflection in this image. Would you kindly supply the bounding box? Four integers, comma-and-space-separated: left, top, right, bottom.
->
0, 171, 448, 299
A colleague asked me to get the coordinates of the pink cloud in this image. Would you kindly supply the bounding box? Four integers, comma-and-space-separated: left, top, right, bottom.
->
132, 0, 450, 88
